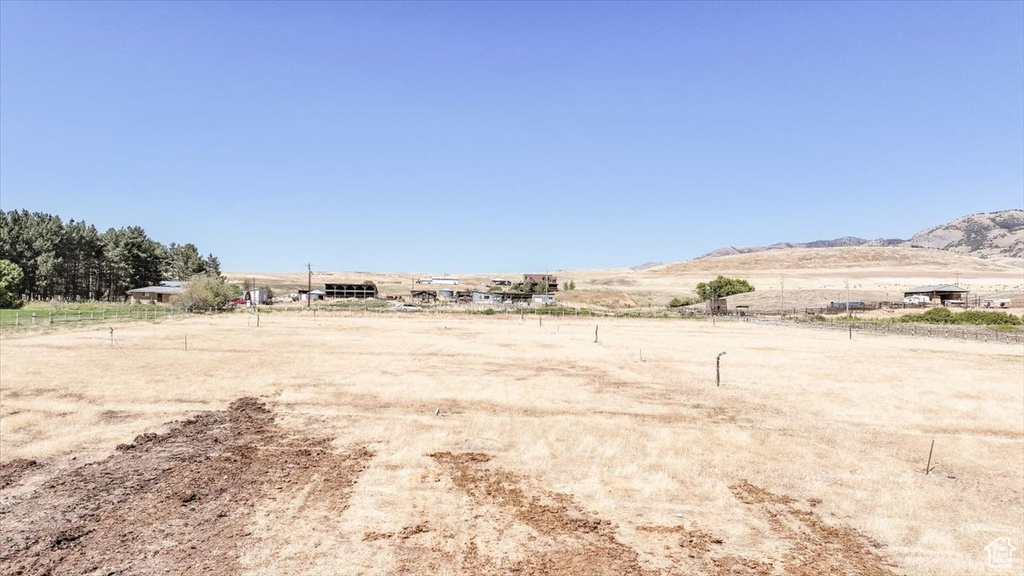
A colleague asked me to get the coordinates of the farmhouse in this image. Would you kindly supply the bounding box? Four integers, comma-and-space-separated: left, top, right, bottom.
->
490, 278, 512, 286
524, 274, 558, 292
126, 281, 185, 304
903, 284, 970, 306
325, 283, 378, 299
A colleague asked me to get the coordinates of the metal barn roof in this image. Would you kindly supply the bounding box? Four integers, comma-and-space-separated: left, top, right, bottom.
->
904, 285, 969, 293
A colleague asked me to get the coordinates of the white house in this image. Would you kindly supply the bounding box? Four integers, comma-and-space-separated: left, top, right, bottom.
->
127, 280, 185, 304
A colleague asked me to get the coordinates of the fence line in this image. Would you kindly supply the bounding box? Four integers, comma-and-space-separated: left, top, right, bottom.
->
0, 306, 227, 331
740, 315, 1024, 345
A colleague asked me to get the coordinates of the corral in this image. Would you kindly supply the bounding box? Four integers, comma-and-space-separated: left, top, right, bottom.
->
1, 313, 1021, 575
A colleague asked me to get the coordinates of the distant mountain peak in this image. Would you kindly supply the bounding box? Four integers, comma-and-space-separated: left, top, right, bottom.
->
693, 209, 1023, 261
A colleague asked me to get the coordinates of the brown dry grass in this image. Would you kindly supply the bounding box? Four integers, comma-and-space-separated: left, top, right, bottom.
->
1, 311, 1021, 575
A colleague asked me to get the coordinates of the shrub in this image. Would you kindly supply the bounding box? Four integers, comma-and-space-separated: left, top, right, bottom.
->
668, 297, 697, 308
173, 274, 239, 310
897, 307, 1021, 326
956, 310, 1022, 325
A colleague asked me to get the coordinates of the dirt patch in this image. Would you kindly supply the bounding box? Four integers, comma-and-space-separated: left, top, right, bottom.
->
730, 481, 898, 576
98, 409, 133, 423
430, 451, 656, 575
0, 397, 373, 576
363, 522, 431, 542
0, 458, 41, 490
637, 524, 723, 555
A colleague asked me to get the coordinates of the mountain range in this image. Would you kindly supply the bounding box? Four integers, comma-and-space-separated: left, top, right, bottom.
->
696, 209, 1024, 260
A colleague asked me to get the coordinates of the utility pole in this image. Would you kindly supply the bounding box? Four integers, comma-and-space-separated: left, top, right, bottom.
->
845, 279, 850, 317
307, 263, 312, 309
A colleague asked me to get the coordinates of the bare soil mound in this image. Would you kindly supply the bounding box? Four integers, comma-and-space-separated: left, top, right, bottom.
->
0, 459, 41, 491
0, 398, 373, 576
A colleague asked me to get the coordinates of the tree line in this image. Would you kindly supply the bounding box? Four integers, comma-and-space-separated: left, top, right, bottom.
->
0, 209, 221, 303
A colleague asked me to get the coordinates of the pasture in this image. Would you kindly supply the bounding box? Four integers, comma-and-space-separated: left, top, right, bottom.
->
1, 312, 1022, 575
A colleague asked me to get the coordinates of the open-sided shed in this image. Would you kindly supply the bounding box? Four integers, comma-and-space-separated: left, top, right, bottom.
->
903, 284, 969, 306
325, 283, 378, 299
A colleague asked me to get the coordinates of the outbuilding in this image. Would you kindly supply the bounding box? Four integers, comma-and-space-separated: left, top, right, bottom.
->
411, 290, 437, 303
531, 294, 556, 307
473, 292, 502, 304
298, 289, 325, 301
903, 285, 970, 306
325, 283, 378, 299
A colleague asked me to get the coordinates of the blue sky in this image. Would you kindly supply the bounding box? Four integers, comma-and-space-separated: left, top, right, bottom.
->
1, 1, 1021, 272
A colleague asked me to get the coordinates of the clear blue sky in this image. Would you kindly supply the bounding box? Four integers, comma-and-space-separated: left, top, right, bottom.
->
2, 1, 1022, 273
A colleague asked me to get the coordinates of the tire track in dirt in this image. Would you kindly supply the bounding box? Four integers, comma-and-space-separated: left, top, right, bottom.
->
0, 397, 373, 576
430, 451, 658, 576
729, 481, 899, 576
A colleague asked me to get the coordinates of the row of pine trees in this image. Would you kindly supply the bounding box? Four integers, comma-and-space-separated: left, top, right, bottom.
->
0, 209, 221, 302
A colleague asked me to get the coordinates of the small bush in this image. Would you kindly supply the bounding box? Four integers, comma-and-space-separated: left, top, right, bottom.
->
668, 297, 697, 308
173, 274, 239, 310
897, 307, 1021, 326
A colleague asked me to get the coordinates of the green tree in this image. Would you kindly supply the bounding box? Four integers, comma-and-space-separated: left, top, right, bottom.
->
1, 209, 222, 302
103, 226, 164, 298
203, 254, 221, 276
165, 243, 206, 280
695, 276, 755, 301
0, 259, 25, 308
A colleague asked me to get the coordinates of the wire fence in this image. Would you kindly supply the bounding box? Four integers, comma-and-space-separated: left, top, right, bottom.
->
0, 306, 227, 332
740, 315, 1024, 345
292, 302, 1024, 344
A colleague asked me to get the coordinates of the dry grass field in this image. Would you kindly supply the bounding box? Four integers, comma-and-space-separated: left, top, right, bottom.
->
1, 311, 1022, 575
